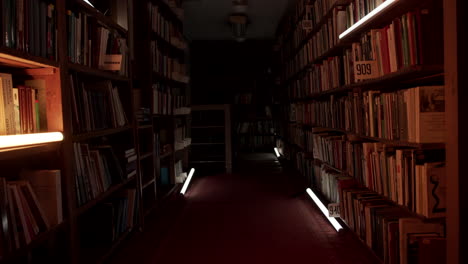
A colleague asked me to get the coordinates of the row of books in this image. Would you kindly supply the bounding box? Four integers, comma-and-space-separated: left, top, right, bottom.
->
312, 132, 347, 170
288, 124, 303, 148
287, 124, 313, 152
293, 149, 447, 263
362, 86, 445, 142
341, 188, 446, 264
276, 0, 308, 49
174, 160, 187, 184
281, 7, 441, 85
152, 82, 172, 115
237, 120, 277, 135
310, 132, 446, 218
282, 10, 344, 80
0, 170, 62, 257
70, 75, 128, 133
80, 188, 138, 246
151, 41, 188, 82
172, 87, 188, 111
73, 143, 135, 206
345, 0, 385, 29
151, 41, 189, 83
1, 0, 57, 59
349, 8, 442, 78
0, 73, 48, 135
313, 162, 344, 204
288, 56, 346, 99
295, 151, 315, 183
279, 0, 344, 64
149, 2, 186, 50
292, 85, 445, 143
175, 125, 191, 151
66, 10, 129, 75
135, 107, 151, 125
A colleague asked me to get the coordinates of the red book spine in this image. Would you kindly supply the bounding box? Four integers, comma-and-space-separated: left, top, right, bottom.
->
380, 27, 390, 75
393, 18, 403, 70
18, 86, 27, 134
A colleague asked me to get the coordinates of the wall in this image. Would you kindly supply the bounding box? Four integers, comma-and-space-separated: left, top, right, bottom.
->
190, 40, 275, 105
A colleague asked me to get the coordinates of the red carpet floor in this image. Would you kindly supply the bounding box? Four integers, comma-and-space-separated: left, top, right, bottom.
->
109, 154, 380, 264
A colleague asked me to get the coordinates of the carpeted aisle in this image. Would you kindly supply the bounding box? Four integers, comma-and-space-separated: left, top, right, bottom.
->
108, 153, 380, 264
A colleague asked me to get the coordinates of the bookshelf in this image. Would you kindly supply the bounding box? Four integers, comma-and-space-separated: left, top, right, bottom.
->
233, 104, 279, 154
274, 0, 447, 263
0, 0, 141, 263
132, 0, 191, 221
191, 105, 232, 174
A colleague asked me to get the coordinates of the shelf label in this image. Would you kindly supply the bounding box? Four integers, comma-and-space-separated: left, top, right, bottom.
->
354, 60, 379, 80
100, 54, 123, 71
328, 203, 340, 217
302, 20, 313, 30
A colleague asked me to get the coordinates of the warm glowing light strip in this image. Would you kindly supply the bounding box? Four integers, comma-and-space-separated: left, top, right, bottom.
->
274, 147, 280, 157
339, 0, 398, 39
306, 188, 343, 232
0, 132, 64, 149
180, 168, 195, 195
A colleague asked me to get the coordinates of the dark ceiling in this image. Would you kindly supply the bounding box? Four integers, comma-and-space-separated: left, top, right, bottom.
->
182, 0, 294, 40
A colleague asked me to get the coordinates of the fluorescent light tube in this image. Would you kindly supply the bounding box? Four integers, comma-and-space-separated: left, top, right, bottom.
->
339, 0, 398, 39
0, 132, 64, 149
274, 147, 280, 157
83, 0, 95, 8
306, 188, 343, 232
180, 168, 195, 195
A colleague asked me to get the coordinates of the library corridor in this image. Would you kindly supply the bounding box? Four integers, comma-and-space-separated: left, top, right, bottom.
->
109, 154, 379, 264
1, 0, 462, 262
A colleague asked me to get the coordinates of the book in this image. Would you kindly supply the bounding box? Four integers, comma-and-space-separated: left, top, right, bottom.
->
73, 143, 125, 206
1, 0, 56, 58
399, 218, 444, 264
66, 9, 128, 74
19, 170, 62, 226
24, 79, 48, 132
0, 178, 12, 256
413, 86, 445, 143
69, 76, 128, 133
0, 73, 16, 135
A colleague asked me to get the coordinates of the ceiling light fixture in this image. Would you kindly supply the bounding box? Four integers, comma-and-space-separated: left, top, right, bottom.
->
229, 14, 249, 42
229, 0, 249, 42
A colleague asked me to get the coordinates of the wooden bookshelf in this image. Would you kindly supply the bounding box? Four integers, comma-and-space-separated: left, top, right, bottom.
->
338, 0, 437, 43
72, 0, 129, 36
0, 142, 63, 161
68, 63, 131, 82
191, 105, 232, 173
274, 0, 447, 262
71, 126, 132, 141
0, 0, 141, 263
132, 0, 191, 225
0, 221, 69, 263
0, 0, 181, 261
74, 175, 136, 217
284, 0, 352, 64
140, 152, 154, 160
0, 46, 60, 68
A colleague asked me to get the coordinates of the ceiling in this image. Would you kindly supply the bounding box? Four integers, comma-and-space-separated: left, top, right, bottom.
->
182, 0, 294, 40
